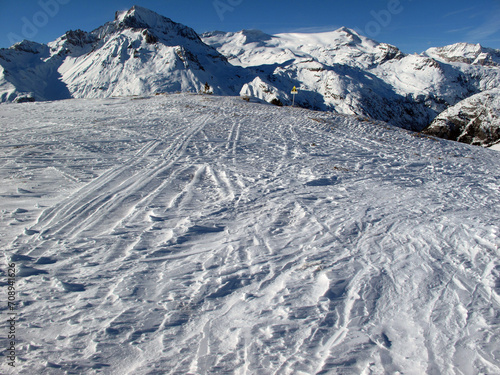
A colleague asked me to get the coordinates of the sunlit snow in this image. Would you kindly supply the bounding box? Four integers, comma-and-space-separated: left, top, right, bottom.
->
1, 94, 499, 374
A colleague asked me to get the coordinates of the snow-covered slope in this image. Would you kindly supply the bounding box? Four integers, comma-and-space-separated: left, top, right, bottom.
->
1, 94, 499, 374
203, 29, 436, 129
201, 27, 403, 69
278, 28, 405, 67
0, 40, 71, 102
423, 88, 500, 146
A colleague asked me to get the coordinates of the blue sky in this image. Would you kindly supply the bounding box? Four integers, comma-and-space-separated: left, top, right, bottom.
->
1, 0, 499, 53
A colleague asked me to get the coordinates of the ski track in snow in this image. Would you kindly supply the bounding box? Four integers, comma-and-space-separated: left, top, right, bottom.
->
0, 94, 499, 374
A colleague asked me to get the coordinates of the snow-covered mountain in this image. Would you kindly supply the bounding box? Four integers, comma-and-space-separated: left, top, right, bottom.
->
0, 6, 246, 102
201, 27, 404, 69
424, 42, 500, 66
202, 28, 500, 133
1, 6, 500, 145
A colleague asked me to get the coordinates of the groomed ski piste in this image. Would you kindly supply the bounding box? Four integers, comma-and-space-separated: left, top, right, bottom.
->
1, 94, 499, 374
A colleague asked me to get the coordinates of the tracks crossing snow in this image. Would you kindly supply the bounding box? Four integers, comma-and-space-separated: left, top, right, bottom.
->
1, 94, 499, 374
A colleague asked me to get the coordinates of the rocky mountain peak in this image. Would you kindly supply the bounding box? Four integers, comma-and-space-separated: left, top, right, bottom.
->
113, 5, 200, 42
115, 5, 166, 29
335, 26, 363, 43
9, 40, 48, 54
425, 42, 500, 66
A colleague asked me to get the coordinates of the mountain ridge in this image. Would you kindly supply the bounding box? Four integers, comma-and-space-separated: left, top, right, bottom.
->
1, 5, 499, 146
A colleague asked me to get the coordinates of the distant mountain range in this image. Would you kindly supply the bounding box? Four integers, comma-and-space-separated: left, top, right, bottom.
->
1, 5, 499, 147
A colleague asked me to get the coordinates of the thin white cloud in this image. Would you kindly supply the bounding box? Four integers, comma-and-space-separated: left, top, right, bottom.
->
467, 11, 500, 40
446, 26, 473, 34
284, 25, 342, 34
444, 7, 476, 18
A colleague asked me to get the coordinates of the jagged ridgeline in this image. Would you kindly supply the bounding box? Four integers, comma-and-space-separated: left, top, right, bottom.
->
1, 5, 499, 146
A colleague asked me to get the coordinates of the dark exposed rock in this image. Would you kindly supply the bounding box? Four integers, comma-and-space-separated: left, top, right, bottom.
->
14, 94, 35, 103
143, 30, 158, 44
61, 29, 95, 47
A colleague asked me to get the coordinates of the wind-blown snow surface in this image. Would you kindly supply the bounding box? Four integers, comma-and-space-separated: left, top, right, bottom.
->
1, 94, 499, 374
